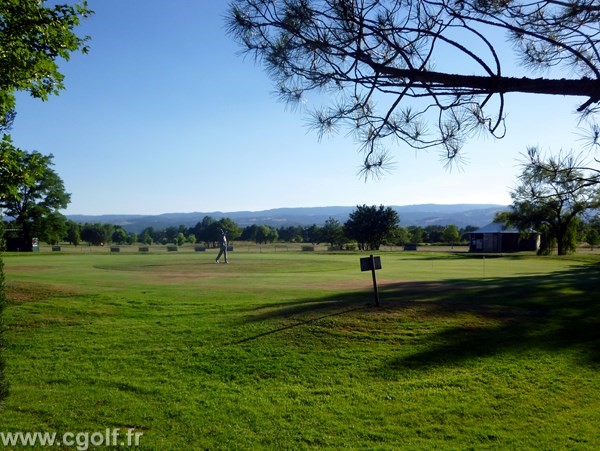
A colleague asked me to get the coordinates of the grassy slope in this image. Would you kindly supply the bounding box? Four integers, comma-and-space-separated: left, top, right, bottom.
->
1, 251, 599, 449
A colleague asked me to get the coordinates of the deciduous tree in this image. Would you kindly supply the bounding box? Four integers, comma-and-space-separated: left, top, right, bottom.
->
0, 139, 70, 245
442, 224, 460, 246
0, 137, 30, 199
498, 148, 600, 255
165, 226, 179, 244
66, 220, 81, 245
408, 226, 424, 245
424, 225, 445, 244
193, 216, 217, 247
140, 227, 154, 245
585, 228, 600, 249
256, 225, 279, 244
302, 224, 322, 244
0, 0, 91, 131
241, 224, 258, 242
391, 226, 410, 245
277, 225, 304, 242
321, 217, 345, 247
218, 218, 242, 242
0, 0, 90, 400
112, 227, 129, 245
36, 211, 68, 245
344, 204, 399, 250
80, 223, 108, 246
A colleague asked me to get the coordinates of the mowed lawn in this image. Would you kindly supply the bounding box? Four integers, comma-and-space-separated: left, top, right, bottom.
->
2, 250, 599, 449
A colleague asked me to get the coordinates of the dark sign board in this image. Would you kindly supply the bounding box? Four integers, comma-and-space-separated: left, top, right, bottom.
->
360, 256, 382, 272
360, 255, 382, 306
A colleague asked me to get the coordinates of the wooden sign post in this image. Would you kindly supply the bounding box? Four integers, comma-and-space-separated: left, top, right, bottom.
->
360, 254, 382, 306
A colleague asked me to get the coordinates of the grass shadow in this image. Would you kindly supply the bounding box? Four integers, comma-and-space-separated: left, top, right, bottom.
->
383, 262, 600, 370
234, 291, 372, 344
241, 261, 600, 369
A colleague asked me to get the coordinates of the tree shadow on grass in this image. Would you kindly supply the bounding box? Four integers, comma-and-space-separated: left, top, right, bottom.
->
234, 294, 372, 345
240, 262, 600, 368
382, 263, 600, 370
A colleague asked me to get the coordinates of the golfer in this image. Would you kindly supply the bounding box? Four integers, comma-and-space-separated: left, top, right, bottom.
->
215, 228, 228, 264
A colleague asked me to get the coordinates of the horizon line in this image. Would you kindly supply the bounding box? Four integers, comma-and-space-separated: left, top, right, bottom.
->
63, 202, 509, 217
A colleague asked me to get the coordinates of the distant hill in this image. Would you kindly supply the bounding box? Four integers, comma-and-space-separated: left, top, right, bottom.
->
67, 204, 508, 233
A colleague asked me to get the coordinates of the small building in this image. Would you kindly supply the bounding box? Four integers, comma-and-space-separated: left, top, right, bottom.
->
469, 223, 539, 253
4, 236, 40, 252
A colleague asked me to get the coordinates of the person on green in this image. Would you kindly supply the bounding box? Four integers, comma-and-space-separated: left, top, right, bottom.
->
215, 228, 228, 264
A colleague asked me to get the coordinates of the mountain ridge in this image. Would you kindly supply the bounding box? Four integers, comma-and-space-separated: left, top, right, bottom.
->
66, 204, 508, 233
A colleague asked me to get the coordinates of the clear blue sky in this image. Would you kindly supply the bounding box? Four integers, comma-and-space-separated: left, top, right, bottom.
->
9, 1, 587, 215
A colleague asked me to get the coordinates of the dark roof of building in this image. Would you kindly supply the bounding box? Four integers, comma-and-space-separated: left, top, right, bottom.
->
472, 222, 524, 234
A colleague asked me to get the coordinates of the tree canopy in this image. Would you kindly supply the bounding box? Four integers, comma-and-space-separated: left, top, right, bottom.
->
321, 217, 345, 247
80, 223, 109, 246
0, 138, 71, 244
0, 0, 91, 131
227, 0, 600, 174
344, 204, 399, 250
497, 147, 600, 255
0, 0, 91, 404
442, 224, 460, 245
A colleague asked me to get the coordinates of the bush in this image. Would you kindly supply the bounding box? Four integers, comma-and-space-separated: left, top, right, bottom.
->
344, 242, 358, 251
0, 223, 8, 403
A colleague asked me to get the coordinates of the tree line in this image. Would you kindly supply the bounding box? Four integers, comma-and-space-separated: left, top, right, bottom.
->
5, 192, 600, 252
36, 207, 499, 249
27, 206, 473, 249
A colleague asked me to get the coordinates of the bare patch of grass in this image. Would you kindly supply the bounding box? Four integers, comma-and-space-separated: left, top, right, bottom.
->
6, 281, 82, 304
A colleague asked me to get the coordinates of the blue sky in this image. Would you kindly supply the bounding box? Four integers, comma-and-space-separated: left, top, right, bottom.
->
9, 1, 588, 215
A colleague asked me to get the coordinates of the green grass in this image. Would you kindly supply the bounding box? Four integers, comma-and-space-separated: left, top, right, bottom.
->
1, 250, 599, 449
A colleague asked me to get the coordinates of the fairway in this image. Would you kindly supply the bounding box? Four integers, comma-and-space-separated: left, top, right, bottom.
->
2, 250, 599, 449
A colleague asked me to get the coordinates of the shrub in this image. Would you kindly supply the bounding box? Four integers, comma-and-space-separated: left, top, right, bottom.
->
0, 222, 8, 403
